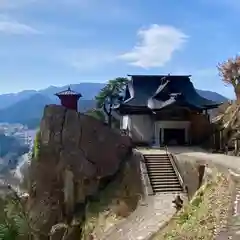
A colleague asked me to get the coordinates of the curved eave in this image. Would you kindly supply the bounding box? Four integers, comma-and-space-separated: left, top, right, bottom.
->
201, 102, 223, 110
114, 103, 152, 114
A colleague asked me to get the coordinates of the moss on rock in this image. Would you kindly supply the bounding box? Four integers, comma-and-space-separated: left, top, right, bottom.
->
33, 130, 41, 160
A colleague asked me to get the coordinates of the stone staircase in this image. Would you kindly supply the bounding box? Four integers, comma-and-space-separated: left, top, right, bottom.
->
144, 154, 183, 193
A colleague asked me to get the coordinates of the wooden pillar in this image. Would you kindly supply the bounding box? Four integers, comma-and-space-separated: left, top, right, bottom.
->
188, 127, 191, 145
161, 128, 164, 145
213, 133, 216, 150
234, 139, 238, 154
237, 139, 240, 155
219, 130, 222, 150
225, 143, 228, 155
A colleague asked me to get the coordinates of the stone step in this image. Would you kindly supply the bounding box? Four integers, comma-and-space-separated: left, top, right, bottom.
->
149, 175, 178, 179
145, 161, 171, 164
146, 162, 171, 165
147, 168, 175, 172
146, 163, 171, 166
149, 177, 177, 181
148, 168, 175, 172
146, 165, 172, 168
148, 169, 175, 173
151, 184, 181, 189
147, 171, 175, 175
145, 158, 169, 161
146, 161, 171, 164
146, 158, 170, 161
146, 160, 171, 163
153, 187, 182, 192
149, 175, 177, 180
144, 153, 183, 193
151, 179, 180, 184
150, 175, 179, 179
152, 182, 181, 188
147, 165, 173, 168
145, 155, 169, 158
144, 154, 168, 157
145, 160, 170, 162
145, 157, 169, 160
148, 169, 174, 172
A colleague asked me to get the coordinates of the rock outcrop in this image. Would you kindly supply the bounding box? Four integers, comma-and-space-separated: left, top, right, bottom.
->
212, 101, 240, 153
26, 105, 133, 238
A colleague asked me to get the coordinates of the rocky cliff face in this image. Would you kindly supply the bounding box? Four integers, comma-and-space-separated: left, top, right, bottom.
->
212, 101, 240, 152
26, 105, 134, 239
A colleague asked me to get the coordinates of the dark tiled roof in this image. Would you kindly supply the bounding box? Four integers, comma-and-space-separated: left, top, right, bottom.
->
55, 87, 82, 97
121, 75, 221, 110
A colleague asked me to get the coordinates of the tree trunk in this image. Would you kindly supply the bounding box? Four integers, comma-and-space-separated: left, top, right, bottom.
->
235, 84, 240, 103
103, 102, 112, 128
108, 104, 113, 128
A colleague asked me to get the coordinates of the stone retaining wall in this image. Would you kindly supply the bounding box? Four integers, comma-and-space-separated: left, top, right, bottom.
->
173, 156, 202, 199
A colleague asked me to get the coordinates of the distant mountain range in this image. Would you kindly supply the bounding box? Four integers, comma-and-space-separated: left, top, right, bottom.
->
0, 82, 228, 129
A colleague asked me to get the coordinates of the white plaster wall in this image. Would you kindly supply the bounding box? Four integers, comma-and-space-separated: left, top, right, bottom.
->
156, 121, 190, 129
121, 115, 129, 129
154, 121, 190, 145
129, 115, 154, 143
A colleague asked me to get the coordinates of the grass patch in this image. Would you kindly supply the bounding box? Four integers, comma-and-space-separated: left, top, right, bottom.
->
151, 171, 232, 240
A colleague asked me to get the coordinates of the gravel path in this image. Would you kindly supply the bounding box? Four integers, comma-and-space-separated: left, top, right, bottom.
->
101, 193, 187, 240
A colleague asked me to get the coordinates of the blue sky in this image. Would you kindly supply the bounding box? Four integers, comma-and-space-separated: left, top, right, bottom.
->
0, 0, 238, 98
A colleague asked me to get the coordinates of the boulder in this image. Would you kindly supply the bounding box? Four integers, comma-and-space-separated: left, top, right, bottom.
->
27, 104, 132, 237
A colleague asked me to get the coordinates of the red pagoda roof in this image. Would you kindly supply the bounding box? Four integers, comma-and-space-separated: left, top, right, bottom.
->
55, 87, 82, 97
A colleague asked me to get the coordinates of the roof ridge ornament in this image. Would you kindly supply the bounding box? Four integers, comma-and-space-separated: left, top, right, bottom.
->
55, 86, 82, 97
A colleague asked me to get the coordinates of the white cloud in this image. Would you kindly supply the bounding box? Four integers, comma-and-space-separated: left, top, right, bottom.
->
119, 24, 188, 68
0, 20, 41, 34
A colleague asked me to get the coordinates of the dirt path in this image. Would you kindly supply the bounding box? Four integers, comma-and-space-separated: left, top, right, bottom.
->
101, 193, 186, 240
170, 146, 240, 172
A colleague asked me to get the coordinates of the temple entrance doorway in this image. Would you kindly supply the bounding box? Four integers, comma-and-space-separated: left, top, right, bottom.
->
163, 128, 185, 145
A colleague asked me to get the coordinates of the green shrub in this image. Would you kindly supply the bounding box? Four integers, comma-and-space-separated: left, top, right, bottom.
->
86, 109, 105, 122
191, 195, 203, 208
0, 194, 32, 240
33, 130, 41, 160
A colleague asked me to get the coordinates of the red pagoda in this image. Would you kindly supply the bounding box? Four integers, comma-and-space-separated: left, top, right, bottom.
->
55, 87, 82, 111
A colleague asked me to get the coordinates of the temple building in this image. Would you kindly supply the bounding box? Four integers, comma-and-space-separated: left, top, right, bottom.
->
55, 87, 82, 111
115, 75, 221, 146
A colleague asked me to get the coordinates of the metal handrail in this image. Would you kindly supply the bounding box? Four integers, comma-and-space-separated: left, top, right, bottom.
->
165, 145, 168, 155
169, 154, 185, 188
164, 145, 186, 192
